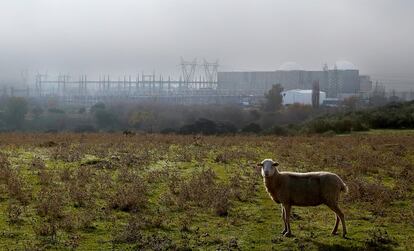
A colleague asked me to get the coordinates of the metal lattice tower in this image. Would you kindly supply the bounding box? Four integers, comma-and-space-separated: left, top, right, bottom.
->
35, 72, 48, 97
202, 58, 219, 87
20, 69, 29, 85
180, 57, 197, 84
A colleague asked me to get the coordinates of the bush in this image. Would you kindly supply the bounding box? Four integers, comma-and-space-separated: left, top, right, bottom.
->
169, 168, 217, 208
301, 101, 414, 134
365, 228, 396, 249
7, 200, 24, 224
48, 108, 65, 114
164, 168, 248, 217
66, 168, 95, 208
241, 123, 262, 133
345, 178, 395, 215
94, 109, 119, 129
6, 170, 31, 205
264, 125, 289, 136
179, 118, 237, 135
73, 124, 97, 133
4, 97, 28, 130
305, 117, 368, 134
36, 185, 67, 219
109, 174, 148, 212
332, 118, 353, 133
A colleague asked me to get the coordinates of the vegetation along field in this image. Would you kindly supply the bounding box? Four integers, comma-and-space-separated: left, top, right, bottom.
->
0, 132, 413, 250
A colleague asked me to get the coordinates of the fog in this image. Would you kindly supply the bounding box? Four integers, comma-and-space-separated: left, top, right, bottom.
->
1, 0, 414, 89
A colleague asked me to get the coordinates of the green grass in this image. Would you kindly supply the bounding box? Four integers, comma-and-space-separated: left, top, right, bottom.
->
0, 132, 413, 250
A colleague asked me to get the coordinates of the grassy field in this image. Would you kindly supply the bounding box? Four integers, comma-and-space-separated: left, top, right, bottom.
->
0, 132, 413, 250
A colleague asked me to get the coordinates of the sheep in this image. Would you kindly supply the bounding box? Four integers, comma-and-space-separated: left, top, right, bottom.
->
256, 158, 348, 238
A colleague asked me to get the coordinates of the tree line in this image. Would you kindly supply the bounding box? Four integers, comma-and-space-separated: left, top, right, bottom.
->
0, 84, 411, 134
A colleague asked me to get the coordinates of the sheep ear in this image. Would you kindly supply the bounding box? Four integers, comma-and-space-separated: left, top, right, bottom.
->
254, 163, 262, 174
272, 162, 279, 167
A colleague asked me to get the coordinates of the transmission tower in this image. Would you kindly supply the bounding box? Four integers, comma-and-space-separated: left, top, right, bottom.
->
202, 58, 219, 86
180, 57, 197, 83
20, 69, 29, 86
35, 71, 48, 97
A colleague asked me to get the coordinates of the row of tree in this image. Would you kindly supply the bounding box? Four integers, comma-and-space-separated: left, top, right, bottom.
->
0, 84, 407, 134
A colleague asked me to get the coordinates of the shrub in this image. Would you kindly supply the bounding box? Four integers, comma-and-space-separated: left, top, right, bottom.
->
113, 216, 146, 244
365, 228, 396, 249
36, 185, 67, 219
300, 101, 414, 134
304, 119, 330, 134
34, 183, 68, 244
94, 109, 119, 129
5, 169, 31, 205
73, 124, 97, 133
109, 174, 148, 212
345, 178, 395, 214
113, 216, 176, 249
0, 152, 11, 184
212, 186, 231, 216
30, 156, 46, 170
4, 97, 28, 130
265, 125, 290, 136
48, 108, 65, 114
166, 168, 233, 216
179, 118, 237, 135
51, 145, 83, 162
241, 123, 262, 133
67, 167, 95, 208
7, 200, 24, 224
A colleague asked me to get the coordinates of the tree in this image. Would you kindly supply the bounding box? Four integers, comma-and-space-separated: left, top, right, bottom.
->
31, 106, 44, 119
128, 111, 153, 130
90, 102, 106, 114
78, 107, 86, 114
369, 95, 388, 107
264, 84, 284, 112
241, 123, 262, 133
179, 118, 237, 135
94, 109, 118, 129
48, 108, 65, 114
342, 96, 360, 111
5, 97, 28, 129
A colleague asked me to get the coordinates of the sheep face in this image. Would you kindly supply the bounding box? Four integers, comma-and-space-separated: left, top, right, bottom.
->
259, 159, 279, 178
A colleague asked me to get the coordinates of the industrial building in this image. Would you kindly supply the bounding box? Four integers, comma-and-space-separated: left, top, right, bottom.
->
217, 61, 371, 98
2, 59, 382, 106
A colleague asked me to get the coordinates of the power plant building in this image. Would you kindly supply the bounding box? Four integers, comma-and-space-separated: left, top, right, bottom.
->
217, 61, 369, 98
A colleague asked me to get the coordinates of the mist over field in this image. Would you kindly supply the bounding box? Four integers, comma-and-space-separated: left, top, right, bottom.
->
1, 0, 414, 89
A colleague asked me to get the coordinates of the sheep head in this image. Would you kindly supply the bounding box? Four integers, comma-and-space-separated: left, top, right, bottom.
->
257, 159, 279, 178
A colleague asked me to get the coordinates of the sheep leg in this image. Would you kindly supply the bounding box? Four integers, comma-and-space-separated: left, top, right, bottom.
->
328, 204, 347, 238
331, 215, 340, 235
283, 204, 293, 237
281, 206, 287, 235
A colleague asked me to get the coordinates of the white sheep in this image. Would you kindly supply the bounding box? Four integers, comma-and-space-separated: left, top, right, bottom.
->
257, 159, 348, 237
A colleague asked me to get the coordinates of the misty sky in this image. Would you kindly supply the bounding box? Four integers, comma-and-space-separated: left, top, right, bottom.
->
1, 0, 414, 89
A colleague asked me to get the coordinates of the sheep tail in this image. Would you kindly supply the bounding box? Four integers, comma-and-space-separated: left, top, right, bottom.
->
340, 180, 348, 194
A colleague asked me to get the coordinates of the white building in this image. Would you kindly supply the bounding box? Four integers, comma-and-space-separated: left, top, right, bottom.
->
282, 89, 326, 106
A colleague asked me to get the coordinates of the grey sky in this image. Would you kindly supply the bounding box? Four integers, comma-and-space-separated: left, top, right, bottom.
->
1, 0, 414, 89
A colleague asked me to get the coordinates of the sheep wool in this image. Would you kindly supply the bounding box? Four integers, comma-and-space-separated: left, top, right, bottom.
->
258, 159, 348, 238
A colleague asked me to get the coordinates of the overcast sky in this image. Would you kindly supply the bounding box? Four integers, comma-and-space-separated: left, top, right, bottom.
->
1, 0, 413, 89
